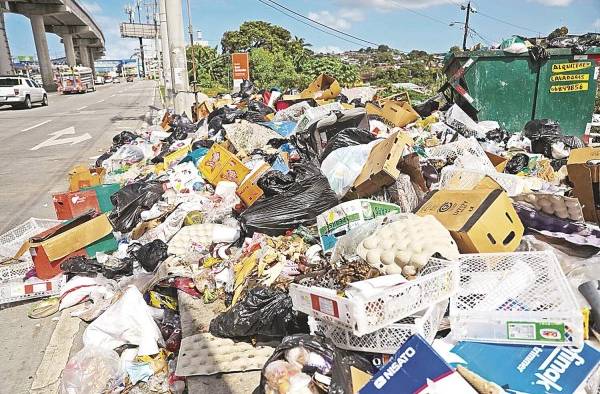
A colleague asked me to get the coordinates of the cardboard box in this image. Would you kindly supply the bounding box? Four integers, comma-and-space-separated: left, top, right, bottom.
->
347, 132, 414, 199
198, 143, 250, 186
359, 334, 477, 394
52, 190, 100, 220
485, 151, 508, 172
366, 100, 420, 128
164, 145, 192, 169
68, 165, 105, 192
317, 200, 401, 253
416, 188, 524, 253
301, 74, 341, 100
567, 147, 600, 223
236, 162, 271, 207
28, 213, 116, 279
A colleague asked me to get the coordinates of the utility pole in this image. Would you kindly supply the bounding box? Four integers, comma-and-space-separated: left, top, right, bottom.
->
136, 0, 146, 78
186, 0, 198, 92
165, 0, 190, 114
159, 0, 173, 106
462, 1, 472, 51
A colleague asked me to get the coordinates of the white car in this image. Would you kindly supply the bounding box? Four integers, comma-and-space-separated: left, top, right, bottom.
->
0, 76, 48, 109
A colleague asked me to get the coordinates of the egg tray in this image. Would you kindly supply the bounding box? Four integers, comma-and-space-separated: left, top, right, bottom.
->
312, 299, 448, 354
289, 258, 459, 336
513, 192, 584, 222
450, 251, 583, 347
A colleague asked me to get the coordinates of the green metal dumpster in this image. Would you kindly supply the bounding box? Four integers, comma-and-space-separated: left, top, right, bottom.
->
443, 48, 600, 136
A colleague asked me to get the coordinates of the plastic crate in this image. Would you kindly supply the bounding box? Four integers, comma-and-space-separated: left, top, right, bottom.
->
450, 251, 583, 347
0, 274, 65, 305
289, 259, 459, 336
437, 166, 525, 197
0, 218, 62, 262
425, 137, 495, 171
313, 299, 448, 354
0, 260, 35, 283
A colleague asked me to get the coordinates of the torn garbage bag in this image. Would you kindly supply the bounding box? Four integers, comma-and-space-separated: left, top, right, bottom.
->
128, 239, 169, 272
83, 286, 164, 356
239, 163, 338, 235
319, 127, 377, 162
257, 170, 296, 197
109, 180, 165, 233
209, 287, 308, 339
60, 346, 124, 394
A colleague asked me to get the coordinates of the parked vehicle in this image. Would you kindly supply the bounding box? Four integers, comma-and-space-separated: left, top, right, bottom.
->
0, 76, 48, 109
104, 76, 113, 83
95, 76, 105, 85
113, 78, 121, 84
56, 67, 95, 94
126, 76, 135, 83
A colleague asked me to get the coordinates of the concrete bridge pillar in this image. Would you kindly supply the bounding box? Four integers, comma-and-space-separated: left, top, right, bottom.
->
63, 33, 76, 67
30, 14, 56, 91
79, 44, 90, 67
0, 12, 14, 75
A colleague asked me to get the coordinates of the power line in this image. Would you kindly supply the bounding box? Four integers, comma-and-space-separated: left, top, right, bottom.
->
385, 0, 456, 28
254, 0, 368, 47
262, 0, 379, 46
475, 10, 543, 35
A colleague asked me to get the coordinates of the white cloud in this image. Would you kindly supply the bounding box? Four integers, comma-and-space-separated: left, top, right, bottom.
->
95, 15, 139, 59
315, 45, 343, 54
80, 1, 102, 14
528, 0, 574, 5
335, 0, 456, 10
308, 8, 364, 31
593, 18, 600, 30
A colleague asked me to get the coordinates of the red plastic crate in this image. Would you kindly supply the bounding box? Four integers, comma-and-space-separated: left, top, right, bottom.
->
52, 190, 99, 220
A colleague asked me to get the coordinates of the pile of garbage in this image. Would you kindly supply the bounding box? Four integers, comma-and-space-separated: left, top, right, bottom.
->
1, 73, 599, 394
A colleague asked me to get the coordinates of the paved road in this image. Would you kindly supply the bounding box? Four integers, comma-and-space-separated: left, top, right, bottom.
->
0, 79, 158, 394
0, 79, 159, 234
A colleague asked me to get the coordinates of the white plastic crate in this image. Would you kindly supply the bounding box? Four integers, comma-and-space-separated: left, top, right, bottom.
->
437, 166, 525, 197
313, 299, 448, 354
0, 260, 35, 283
450, 251, 583, 347
0, 274, 65, 305
289, 259, 459, 336
425, 137, 495, 171
0, 218, 61, 262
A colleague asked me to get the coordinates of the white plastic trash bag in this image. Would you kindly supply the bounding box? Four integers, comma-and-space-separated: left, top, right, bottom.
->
321, 140, 381, 198
83, 286, 163, 356
60, 346, 124, 394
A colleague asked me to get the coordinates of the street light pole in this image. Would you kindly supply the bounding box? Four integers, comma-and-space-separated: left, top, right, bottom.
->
186, 0, 198, 92
164, 0, 190, 115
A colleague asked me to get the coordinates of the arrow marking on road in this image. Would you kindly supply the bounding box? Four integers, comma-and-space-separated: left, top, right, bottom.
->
77, 105, 88, 110
21, 119, 52, 132
30, 127, 92, 151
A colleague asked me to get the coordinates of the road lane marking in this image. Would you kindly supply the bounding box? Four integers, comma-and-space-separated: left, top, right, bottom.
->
77, 105, 88, 110
31, 127, 92, 150
96, 99, 105, 103
21, 119, 52, 132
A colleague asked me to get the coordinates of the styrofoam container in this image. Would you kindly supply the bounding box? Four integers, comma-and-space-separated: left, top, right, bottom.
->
0, 274, 65, 305
450, 251, 583, 347
289, 259, 459, 336
312, 299, 448, 354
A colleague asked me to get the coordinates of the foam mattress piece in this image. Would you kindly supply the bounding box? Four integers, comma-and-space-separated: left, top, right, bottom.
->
176, 333, 275, 376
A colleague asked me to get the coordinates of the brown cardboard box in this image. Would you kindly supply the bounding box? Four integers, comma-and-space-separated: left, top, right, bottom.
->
346, 131, 413, 199
416, 188, 524, 253
301, 74, 341, 100
236, 162, 271, 207
366, 100, 420, 127
68, 165, 105, 192
485, 151, 508, 172
198, 143, 250, 186
567, 147, 600, 223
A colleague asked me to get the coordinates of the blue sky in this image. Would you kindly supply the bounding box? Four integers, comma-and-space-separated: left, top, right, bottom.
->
4, 0, 600, 60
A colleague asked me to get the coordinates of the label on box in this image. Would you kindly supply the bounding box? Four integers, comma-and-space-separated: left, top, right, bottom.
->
310, 294, 339, 318
507, 322, 565, 342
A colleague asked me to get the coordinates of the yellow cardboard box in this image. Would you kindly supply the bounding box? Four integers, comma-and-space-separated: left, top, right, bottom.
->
301, 74, 341, 100
198, 144, 250, 186
68, 165, 105, 192
236, 162, 271, 207
366, 100, 420, 127
567, 147, 600, 223
416, 188, 524, 253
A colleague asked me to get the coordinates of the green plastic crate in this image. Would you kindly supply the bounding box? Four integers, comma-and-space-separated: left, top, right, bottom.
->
82, 184, 120, 213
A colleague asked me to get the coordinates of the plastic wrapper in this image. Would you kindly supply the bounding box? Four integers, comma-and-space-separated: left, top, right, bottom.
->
258, 334, 376, 394
109, 180, 165, 233
505, 153, 530, 174
243, 111, 269, 123
128, 239, 169, 272
249, 100, 275, 115
319, 127, 377, 162
209, 287, 308, 339
240, 164, 339, 235
60, 346, 124, 394
272, 101, 312, 122
320, 140, 379, 198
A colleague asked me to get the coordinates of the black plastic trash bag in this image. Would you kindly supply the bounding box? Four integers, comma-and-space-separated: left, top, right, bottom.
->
524, 119, 584, 159
319, 128, 377, 162
523, 119, 561, 140
102, 257, 134, 279
128, 239, 169, 272
240, 163, 338, 235
248, 100, 275, 115
243, 111, 269, 123
257, 170, 297, 197
109, 180, 165, 233
240, 80, 255, 98
257, 334, 376, 394
413, 98, 440, 118
192, 139, 214, 150
61, 256, 103, 275
485, 127, 509, 143
505, 153, 530, 174
112, 130, 138, 147
209, 287, 307, 339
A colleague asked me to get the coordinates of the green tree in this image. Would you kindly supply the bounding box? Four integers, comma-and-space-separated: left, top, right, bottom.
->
221, 21, 292, 53
250, 47, 301, 90
299, 55, 359, 87
186, 45, 230, 90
